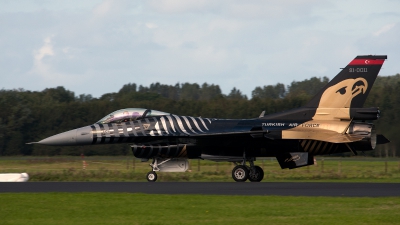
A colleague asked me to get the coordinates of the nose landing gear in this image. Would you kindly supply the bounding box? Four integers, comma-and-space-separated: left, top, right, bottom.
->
145, 158, 190, 182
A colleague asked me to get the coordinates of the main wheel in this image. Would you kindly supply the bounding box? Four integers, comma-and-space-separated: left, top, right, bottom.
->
232, 165, 249, 182
248, 166, 264, 182
146, 171, 157, 182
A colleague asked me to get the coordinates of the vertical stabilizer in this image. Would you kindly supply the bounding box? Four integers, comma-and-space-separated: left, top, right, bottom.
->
305, 55, 387, 109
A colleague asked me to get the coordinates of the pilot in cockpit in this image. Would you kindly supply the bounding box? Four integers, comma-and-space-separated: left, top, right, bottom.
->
121, 111, 130, 122
132, 112, 141, 120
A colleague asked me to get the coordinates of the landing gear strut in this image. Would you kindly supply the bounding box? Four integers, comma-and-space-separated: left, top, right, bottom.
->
231, 154, 264, 182
146, 158, 172, 182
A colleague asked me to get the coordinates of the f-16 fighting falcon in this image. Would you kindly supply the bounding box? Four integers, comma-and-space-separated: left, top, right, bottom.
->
29, 55, 390, 182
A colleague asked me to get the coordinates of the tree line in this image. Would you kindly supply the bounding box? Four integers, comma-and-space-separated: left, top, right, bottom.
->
0, 74, 399, 157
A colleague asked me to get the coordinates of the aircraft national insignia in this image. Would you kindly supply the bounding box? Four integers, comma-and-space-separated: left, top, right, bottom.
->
29, 55, 390, 183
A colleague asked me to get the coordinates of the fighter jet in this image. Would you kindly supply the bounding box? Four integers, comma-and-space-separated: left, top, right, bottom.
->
29, 55, 390, 182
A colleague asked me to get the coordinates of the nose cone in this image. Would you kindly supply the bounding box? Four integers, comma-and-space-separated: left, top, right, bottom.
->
27, 126, 94, 146
36, 129, 78, 146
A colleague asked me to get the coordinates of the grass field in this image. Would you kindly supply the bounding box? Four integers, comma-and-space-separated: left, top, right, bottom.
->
1, 156, 400, 182
0, 193, 399, 225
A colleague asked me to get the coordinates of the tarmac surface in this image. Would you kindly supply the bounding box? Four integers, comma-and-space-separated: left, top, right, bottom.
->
1, 182, 400, 197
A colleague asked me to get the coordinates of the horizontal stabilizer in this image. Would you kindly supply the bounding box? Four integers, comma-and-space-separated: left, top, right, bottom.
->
282, 130, 364, 143
325, 134, 364, 143
377, 134, 390, 144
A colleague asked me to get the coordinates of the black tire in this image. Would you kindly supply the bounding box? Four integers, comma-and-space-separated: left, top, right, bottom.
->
146, 171, 157, 182
248, 166, 264, 182
232, 165, 249, 182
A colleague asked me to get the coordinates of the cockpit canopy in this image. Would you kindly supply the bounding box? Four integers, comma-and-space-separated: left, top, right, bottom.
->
96, 108, 170, 124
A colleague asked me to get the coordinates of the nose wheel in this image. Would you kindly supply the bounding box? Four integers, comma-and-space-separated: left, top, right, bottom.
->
146, 171, 157, 182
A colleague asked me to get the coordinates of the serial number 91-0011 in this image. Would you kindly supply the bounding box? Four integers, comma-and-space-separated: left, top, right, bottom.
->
349, 68, 367, 73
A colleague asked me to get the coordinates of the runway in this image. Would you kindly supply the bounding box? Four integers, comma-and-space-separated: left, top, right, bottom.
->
1, 182, 400, 197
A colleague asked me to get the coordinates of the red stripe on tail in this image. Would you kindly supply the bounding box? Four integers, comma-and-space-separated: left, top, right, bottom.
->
348, 59, 385, 65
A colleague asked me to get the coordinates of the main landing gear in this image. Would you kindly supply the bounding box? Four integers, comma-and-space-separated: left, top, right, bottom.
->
231, 157, 264, 182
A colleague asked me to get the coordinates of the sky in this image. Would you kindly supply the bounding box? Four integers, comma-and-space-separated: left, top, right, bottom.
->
1, 0, 400, 98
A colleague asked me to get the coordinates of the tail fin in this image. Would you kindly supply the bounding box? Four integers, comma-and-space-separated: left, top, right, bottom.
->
305, 55, 387, 108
